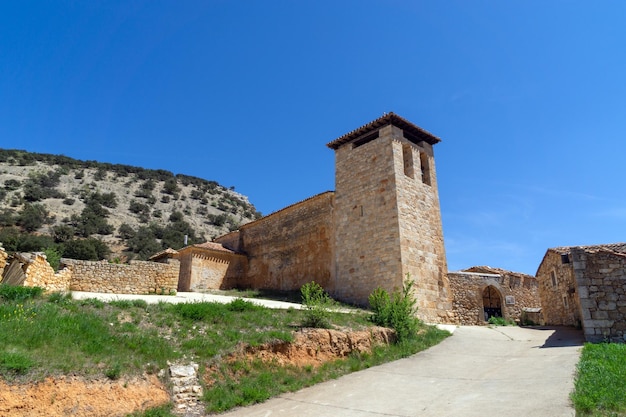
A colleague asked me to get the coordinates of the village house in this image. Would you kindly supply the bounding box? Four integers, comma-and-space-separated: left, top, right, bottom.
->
537, 243, 626, 342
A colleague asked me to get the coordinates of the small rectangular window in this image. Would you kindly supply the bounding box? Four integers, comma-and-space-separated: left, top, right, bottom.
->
561, 254, 570, 264
352, 131, 379, 148
550, 270, 557, 287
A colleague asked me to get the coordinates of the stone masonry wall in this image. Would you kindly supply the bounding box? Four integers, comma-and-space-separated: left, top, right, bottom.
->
217, 192, 334, 292
64, 258, 179, 295
332, 128, 404, 307
449, 269, 541, 325
21, 253, 72, 292
572, 248, 626, 342
178, 248, 247, 291
393, 134, 452, 323
537, 250, 581, 326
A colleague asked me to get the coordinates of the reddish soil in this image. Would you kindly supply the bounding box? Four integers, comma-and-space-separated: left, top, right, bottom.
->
0, 375, 169, 417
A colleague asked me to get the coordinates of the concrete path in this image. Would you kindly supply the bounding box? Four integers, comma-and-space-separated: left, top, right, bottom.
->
219, 325, 584, 417
71, 290, 304, 310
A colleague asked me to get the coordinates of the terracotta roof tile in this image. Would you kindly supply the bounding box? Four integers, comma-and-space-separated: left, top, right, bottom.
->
191, 242, 236, 254
550, 243, 626, 255
326, 112, 441, 150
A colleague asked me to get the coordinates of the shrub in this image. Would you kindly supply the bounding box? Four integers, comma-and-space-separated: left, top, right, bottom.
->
487, 316, 516, 326
300, 281, 333, 328
0, 285, 44, 301
369, 275, 420, 341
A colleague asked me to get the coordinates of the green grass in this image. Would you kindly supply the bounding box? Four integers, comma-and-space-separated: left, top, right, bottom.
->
0, 286, 450, 414
571, 343, 626, 416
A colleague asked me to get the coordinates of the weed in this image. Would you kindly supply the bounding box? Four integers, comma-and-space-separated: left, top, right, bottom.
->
487, 316, 516, 326
0, 351, 35, 375
227, 298, 260, 312
0, 284, 44, 301
300, 281, 334, 328
369, 275, 420, 341
105, 362, 122, 380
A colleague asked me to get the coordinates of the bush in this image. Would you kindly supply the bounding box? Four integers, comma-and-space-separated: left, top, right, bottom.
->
300, 281, 333, 328
0, 285, 44, 301
369, 275, 420, 341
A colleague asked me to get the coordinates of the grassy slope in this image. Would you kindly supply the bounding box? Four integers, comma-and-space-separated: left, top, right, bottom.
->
0, 286, 450, 415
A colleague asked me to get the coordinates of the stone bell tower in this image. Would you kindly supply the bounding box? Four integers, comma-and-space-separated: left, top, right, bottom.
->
327, 113, 452, 323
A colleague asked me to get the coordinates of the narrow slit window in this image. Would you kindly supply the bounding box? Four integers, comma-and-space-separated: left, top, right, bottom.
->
551, 270, 557, 287
420, 152, 431, 185
402, 144, 414, 178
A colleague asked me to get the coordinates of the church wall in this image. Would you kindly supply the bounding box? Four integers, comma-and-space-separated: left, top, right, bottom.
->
224, 192, 334, 292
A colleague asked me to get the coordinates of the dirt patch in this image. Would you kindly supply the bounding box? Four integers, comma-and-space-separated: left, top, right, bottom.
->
244, 327, 396, 367
0, 375, 169, 417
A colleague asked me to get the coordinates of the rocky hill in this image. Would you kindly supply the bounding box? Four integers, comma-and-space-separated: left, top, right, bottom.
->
0, 149, 261, 261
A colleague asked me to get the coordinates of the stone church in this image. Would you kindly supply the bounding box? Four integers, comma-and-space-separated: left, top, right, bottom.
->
170, 113, 454, 323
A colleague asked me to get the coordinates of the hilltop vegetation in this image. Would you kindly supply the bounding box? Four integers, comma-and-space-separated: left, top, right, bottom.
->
0, 149, 261, 262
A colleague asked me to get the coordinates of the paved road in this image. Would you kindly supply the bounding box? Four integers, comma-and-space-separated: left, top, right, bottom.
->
219, 325, 584, 417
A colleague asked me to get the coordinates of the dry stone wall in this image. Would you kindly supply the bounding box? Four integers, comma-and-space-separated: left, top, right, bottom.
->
572, 248, 626, 342
22, 253, 72, 292
63, 258, 179, 295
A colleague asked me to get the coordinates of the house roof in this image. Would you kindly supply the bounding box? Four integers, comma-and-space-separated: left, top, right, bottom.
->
463, 266, 535, 279
326, 112, 441, 150
148, 248, 179, 261
549, 243, 626, 255
187, 242, 237, 254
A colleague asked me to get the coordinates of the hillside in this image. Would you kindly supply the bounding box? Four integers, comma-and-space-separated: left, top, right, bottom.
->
0, 149, 261, 260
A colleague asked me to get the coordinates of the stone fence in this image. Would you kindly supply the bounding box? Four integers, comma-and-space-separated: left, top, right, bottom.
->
62, 258, 179, 295
0, 246, 179, 296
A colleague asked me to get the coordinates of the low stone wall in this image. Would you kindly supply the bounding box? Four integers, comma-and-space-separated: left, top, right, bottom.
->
63, 258, 179, 295
22, 253, 72, 292
449, 267, 541, 325
572, 248, 626, 342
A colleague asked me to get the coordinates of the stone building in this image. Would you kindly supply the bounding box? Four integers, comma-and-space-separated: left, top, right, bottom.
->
537, 243, 626, 342
183, 113, 455, 323
448, 266, 541, 325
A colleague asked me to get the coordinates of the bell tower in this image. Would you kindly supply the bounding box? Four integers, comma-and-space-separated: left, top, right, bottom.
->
327, 113, 452, 323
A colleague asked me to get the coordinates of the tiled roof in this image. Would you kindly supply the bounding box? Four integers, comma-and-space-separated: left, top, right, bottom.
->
326, 112, 441, 150
148, 248, 179, 261
550, 243, 626, 255
190, 242, 236, 254
463, 266, 535, 279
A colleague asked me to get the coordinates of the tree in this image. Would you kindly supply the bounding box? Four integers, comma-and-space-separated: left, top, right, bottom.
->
18, 203, 49, 232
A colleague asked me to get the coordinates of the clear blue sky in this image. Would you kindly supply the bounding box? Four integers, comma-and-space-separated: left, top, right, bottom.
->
1, 1, 625, 275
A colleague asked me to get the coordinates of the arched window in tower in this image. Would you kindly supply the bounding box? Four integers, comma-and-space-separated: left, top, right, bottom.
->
420, 152, 431, 186
402, 143, 414, 179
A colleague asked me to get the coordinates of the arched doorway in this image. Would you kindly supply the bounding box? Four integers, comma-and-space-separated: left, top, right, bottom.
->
482, 286, 502, 321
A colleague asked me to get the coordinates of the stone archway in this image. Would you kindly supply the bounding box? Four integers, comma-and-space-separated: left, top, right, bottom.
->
482, 285, 502, 321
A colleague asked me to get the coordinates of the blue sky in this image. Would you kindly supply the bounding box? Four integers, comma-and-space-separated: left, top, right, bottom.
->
1, 1, 625, 275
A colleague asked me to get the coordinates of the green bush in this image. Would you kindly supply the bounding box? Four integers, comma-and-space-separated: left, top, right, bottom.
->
487, 316, 516, 326
300, 281, 333, 328
0, 285, 44, 301
369, 275, 420, 341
